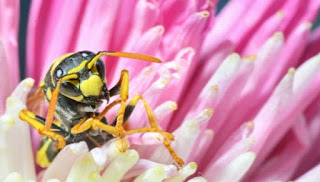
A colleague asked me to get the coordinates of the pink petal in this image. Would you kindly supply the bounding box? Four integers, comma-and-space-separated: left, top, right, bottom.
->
200, 0, 253, 58
301, 26, 320, 62
113, 25, 164, 81
243, 11, 284, 55
0, 0, 19, 85
263, 23, 311, 92
248, 117, 310, 181
161, 10, 210, 59
228, 0, 283, 52
173, 40, 234, 128
123, 159, 176, 180
249, 53, 320, 176
0, 41, 14, 114
295, 162, 320, 182
204, 152, 256, 182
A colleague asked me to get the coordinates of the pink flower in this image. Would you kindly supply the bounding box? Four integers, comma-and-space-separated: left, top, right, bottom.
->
1, 0, 320, 181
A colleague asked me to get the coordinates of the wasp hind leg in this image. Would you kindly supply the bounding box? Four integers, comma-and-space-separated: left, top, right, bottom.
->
19, 109, 69, 167
122, 94, 185, 168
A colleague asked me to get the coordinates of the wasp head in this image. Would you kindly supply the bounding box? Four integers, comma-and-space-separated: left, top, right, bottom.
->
48, 51, 110, 105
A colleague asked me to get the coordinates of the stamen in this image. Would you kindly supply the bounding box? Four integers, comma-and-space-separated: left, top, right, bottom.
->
188, 176, 207, 182
134, 166, 167, 182
3, 172, 24, 182
101, 149, 139, 180
276, 10, 284, 18
165, 162, 197, 182
66, 153, 101, 182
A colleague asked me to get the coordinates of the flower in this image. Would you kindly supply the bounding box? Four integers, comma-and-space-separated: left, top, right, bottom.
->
1, 0, 320, 181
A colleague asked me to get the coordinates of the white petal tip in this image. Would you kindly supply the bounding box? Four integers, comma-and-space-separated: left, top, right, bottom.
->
143, 66, 156, 75
3, 172, 24, 182
188, 177, 207, 182
166, 101, 178, 110
228, 53, 241, 60
288, 67, 296, 75
273, 32, 284, 40
211, 85, 219, 92
203, 109, 214, 117
302, 22, 312, 29
243, 55, 256, 61
66, 141, 88, 155
47, 179, 61, 182
245, 121, 254, 130
153, 25, 165, 35
135, 166, 167, 182
199, 10, 210, 18
276, 10, 284, 18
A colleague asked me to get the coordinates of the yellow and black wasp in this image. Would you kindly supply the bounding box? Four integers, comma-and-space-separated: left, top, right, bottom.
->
19, 51, 184, 168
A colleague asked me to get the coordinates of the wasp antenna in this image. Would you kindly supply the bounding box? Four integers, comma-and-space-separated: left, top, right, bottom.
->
87, 51, 162, 69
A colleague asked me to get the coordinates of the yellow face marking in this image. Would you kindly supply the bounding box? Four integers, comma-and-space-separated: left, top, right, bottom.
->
36, 138, 52, 168
91, 63, 98, 75
80, 75, 103, 97
50, 53, 72, 86
61, 93, 84, 102
67, 60, 88, 74
46, 88, 52, 100
67, 79, 80, 88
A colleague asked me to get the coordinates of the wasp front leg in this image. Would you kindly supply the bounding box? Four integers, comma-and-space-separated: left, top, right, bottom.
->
70, 69, 129, 137
19, 109, 66, 149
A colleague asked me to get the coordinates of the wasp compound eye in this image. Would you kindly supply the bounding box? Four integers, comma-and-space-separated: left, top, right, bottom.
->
55, 68, 64, 78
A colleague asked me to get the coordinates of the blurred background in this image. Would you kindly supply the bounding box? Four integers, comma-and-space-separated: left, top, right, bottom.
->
17, 0, 230, 80
18, 0, 320, 80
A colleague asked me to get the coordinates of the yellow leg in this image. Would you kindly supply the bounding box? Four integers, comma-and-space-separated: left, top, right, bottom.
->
19, 109, 66, 149
70, 70, 184, 167
112, 69, 129, 138
122, 94, 184, 167
70, 99, 122, 134
45, 74, 79, 131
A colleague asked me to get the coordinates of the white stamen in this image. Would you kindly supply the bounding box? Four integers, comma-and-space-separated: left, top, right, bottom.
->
164, 162, 197, 182
154, 101, 177, 124
66, 153, 102, 182
102, 150, 139, 181
0, 78, 36, 181
293, 53, 320, 92
42, 142, 89, 182
47, 179, 62, 182
90, 147, 107, 168
134, 166, 167, 182
188, 177, 207, 182
208, 152, 256, 182
3, 172, 26, 182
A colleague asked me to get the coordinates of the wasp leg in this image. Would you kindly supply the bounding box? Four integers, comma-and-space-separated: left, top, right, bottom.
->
70, 99, 121, 134
72, 69, 184, 167
45, 74, 79, 132
122, 94, 185, 167
19, 109, 66, 149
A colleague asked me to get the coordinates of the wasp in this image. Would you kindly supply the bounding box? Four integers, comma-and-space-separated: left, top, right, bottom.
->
19, 51, 184, 168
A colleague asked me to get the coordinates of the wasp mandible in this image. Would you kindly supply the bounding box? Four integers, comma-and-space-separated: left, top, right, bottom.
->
19, 51, 184, 168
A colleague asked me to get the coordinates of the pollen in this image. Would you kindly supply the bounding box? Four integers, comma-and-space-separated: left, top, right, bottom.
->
243, 55, 256, 61
115, 138, 130, 153
288, 67, 296, 75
